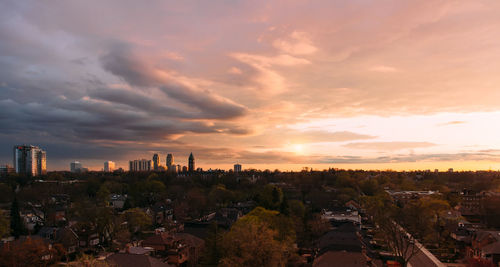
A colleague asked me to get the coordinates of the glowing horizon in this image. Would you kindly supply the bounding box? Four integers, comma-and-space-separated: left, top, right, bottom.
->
2, 0, 500, 171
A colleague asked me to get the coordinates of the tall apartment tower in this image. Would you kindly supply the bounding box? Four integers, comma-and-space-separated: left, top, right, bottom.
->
166, 154, 174, 171
153, 154, 160, 171
104, 161, 115, 172
13, 145, 47, 176
129, 159, 151, 171
234, 164, 242, 173
188, 152, 195, 172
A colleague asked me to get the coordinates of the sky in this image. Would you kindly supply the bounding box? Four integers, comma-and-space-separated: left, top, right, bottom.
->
2, 0, 500, 171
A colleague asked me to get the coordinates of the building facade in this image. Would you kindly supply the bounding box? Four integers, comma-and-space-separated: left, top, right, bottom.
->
153, 154, 160, 171
188, 153, 195, 172
104, 161, 115, 172
13, 145, 47, 176
234, 164, 242, 173
166, 154, 174, 171
70, 161, 83, 173
0, 165, 15, 176
129, 159, 152, 172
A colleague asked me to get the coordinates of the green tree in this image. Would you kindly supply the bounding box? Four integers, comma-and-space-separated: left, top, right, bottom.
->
122, 208, 151, 234
0, 210, 9, 238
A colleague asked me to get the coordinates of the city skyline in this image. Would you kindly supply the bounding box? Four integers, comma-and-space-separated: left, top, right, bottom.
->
2, 1, 500, 171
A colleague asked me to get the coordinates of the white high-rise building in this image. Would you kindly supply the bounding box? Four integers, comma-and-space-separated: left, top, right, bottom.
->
13, 145, 47, 176
104, 161, 115, 172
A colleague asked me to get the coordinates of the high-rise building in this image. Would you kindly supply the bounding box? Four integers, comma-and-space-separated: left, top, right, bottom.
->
166, 153, 174, 171
70, 161, 83, 173
153, 154, 160, 171
0, 165, 15, 177
104, 161, 115, 172
177, 164, 181, 173
129, 159, 151, 172
234, 164, 242, 173
13, 145, 47, 176
188, 153, 195, 172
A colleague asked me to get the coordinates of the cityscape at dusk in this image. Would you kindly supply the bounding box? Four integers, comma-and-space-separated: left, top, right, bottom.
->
2, 1, 500, 267
2, 1, 500, 172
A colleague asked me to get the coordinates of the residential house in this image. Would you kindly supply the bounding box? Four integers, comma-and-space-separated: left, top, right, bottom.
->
467, 230, 500, 266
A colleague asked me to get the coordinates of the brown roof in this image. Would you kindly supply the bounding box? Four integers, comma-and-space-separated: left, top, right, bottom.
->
173, 233, 205, 248
313, 251, 372, 267
142, 233, 174, 246
483, 242, 500, 255
106, 253, 173, 267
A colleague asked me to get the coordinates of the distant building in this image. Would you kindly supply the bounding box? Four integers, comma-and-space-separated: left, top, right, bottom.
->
129, 159, 151, 172
449, 168, 454, 172
234, 164, 242, 173
13, 145, 46, 176
166, 154, 174, 171
182, 166, 188, 172
104, 161, 115, 172
70, 161, 83, 173
0, 164, 15, 176
177, 164, 181, 173
153, 154, 160, 171
188, 153, 195, 172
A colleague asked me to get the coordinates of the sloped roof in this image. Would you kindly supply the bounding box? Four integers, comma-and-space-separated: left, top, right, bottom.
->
106, 253, 173, 267
313, 251, 371, 267
173, 233, 205, 248
483, 242, 500, 255
142, 233, 174, 246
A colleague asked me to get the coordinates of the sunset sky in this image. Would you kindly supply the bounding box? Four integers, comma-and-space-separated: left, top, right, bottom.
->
2, 0, 500, 171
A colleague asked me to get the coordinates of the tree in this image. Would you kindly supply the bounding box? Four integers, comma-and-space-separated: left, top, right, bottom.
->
365, 195, 421, 267
279, 195, 290, 216
201, 221, 223, 265
220, 220, 289, 267
10, 196, 25, 238
122, 208, 151, 234
0, 210, 9, 238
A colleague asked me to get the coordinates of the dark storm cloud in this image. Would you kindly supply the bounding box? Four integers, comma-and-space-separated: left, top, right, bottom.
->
99, 44, 248, 120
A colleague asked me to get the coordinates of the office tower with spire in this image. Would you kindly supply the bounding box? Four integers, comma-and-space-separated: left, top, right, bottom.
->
166, 153, 174, 171
13, 145, 47, 176
188, 152, 195, 172
153, 154, 160, 171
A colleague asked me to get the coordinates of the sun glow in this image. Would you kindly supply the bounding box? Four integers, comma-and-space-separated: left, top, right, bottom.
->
292, 144, 304, 154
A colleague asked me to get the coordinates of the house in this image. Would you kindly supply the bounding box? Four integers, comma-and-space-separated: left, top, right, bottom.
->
313, 222, 381, 266
467, 230, 500, 266
55, 227, 79, 254
109, 194, 127, 209
74, 227, 100, 251
151, 201, 173, 224
141, 232, 204, 266
345, 200, 362, 211
142, 232, 175, 252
